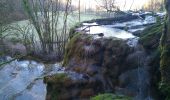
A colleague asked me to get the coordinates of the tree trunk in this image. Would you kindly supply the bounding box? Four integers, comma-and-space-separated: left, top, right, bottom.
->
160, 0, 170, 99
78, 0, 80, 22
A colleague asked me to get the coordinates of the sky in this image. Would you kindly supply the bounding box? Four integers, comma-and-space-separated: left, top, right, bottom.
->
71, 0, 149, 11
115, 0, 148, 10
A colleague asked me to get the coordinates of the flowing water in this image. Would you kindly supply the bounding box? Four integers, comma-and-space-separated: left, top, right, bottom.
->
78, 15, 156, 46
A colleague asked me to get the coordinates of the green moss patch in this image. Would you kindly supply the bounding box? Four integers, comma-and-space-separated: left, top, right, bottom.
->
63, 33, 82, 66
69, 22, 82, 39
91, 93, 132, 100
159, 44, 170, 99
139, 23, 163, 50
63, 33, 93, 66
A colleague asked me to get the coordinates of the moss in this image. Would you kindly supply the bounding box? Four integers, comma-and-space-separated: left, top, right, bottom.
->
159, 82, 170, 100
44, 73, 68, 84
159, 44, 170, 99
159, 12, 170, 99
156, 16, 161, 23
63, 33, 93, 66
69, 22, 82, 39
139, 23, 163, 50
63, 33, 81, 66
44, 73, 72, 100
149, 48, 161, 70
160, 45, 170, 74
160, 17, 168, 46
141, 23, 162, 37
91, 93, 132, 100
160, 45, 170, 67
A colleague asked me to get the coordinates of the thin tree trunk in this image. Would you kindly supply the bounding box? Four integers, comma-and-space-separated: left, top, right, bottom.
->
78, 0, 80, 22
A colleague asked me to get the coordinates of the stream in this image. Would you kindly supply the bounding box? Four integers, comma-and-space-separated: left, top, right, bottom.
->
0, 15, 156, 100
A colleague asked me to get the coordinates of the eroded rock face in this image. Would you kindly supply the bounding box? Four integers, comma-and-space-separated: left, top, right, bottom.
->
44, 34, 134, 99
44, 21, 163, 99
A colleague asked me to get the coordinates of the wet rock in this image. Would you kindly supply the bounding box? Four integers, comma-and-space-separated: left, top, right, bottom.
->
117, 68, 151, 100
86, 65, 100, 76
125, 50, 146, 70
45, 34, 133, 99
0, 59, 52, 100
80, 89, 94, 98
44, 72, 104, 100
132, 30, 143, 36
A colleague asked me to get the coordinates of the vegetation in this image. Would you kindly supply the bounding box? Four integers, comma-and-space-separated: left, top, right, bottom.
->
63, 32, 82, 66
139, 21, 165, 99
91, 93, 132, 100
143, 0, 164, 12
0, 0, 101, 62
159, 0, 170, 99
22, 0, 72, 57
95, 0, 119, 13
0, 0, 26, 24
44, 73, 70, 100
0, 0, 25, 44
139, 23, 163, 50
69, 22, 82, 39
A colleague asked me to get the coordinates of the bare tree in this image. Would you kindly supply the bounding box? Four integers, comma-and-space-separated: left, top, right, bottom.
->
95, 0, 118, 13
0, 0, 26, 23
23, 0, 72, 58
0, 0, 15, 41
143, 0, 164, 12
129, 0, 134, 10
78, 0, 81, 22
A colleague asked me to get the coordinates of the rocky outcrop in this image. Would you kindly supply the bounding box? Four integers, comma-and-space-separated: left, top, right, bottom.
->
45, 22, 163, 99
44, 33, 134, 99
139, 22, 166, 99
139, 23, 163, 51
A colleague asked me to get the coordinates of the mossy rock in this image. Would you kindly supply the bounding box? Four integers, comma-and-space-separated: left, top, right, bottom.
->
91, 93, 132, 100
160, 45, 170, 69
44, 73, 69, 84
63, 33, 93, 66
69, 22, 82, 39
44, 73, 72, 100
139, 23, 163, 50
159, 82, 170, 100
160, 44, 170, 100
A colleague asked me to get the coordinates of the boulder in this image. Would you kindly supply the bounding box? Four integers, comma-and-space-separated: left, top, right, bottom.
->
45, 33, 133, 99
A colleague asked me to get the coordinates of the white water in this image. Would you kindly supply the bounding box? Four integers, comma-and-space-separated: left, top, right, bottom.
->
80, 25, 135, 39
78, 15, 156, 47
